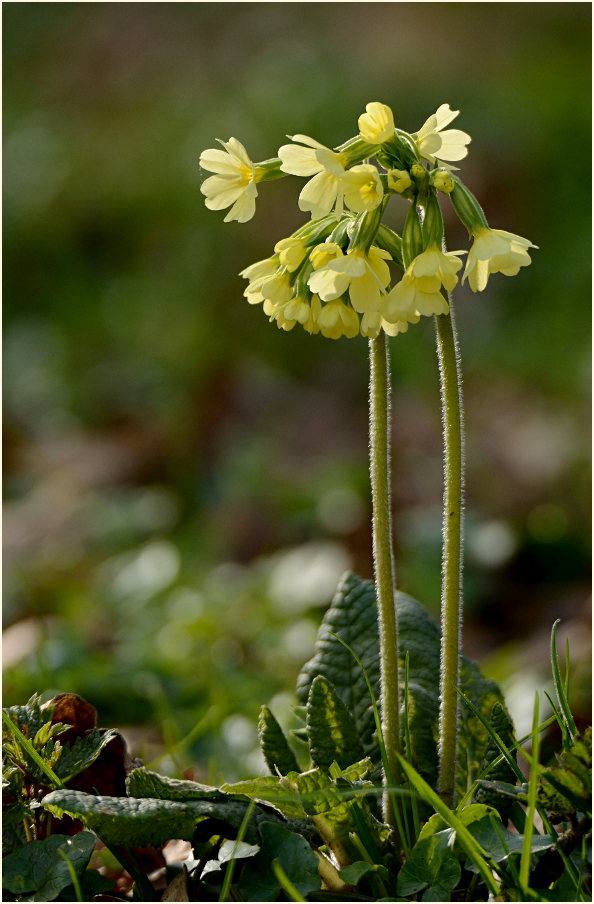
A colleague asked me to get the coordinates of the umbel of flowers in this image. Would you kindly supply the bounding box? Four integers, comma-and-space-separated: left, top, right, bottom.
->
199, 102, 536, 340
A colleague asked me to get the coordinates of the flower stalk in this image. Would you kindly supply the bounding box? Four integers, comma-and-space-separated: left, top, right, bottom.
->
368, 330, 401, 826
434, 295, 465, 807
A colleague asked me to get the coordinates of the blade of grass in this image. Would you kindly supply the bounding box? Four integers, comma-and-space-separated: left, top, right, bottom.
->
2, 710, 65, 789
551, 620, 577, 739
544, 691, 570, 750
218, 799, 256, 902
57, 848, 83, 903
456, 689, 524, 784
403, 651, 421, 841
397, 756, 501, 897
271, 858, 306, 901
519, 693, 540, 892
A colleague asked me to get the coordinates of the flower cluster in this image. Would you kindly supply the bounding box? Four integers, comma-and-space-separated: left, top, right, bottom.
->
199, 102, 536, 339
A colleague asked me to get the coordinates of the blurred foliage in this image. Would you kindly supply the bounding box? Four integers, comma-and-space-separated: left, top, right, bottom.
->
3, 3, 591, 778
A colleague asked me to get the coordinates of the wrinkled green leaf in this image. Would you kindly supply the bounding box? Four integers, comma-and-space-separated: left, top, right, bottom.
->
258, 705, 300, 776
306, 675, 364, 770
41, 788, 267, 847
127, 765, 227, 801
538, 727, 592, 819
297, 573, 508, 795
296, 573, 381, 762
1, 831, 96, 901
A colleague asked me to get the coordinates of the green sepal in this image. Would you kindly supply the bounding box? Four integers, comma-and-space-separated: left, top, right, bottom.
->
335, 136, 382, 167
258, 705, 301, 776
421, 192, 444, 248
402, 204, 424, 267
376, 224, 404, 270
450, 177, 488, 235
348, 205, 385, 254
306, 675, 364, 770
254, 157, 286, 181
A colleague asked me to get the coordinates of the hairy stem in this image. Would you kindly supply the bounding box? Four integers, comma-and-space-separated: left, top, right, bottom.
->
434, 299, 465, 807
368, 332, 401, 826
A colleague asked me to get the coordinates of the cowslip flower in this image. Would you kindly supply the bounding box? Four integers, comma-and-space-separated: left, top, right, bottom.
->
274, 236, 308, 272
358, 102, 395, 144
308, 246, 392, 314
415, 104, 471, 164
266, 293, 318, 333
385, 247, 465, 320
200, 138, 260, 223
342, 164, 384, 213
278, 135, 346, 219
462, 227, 537, 292
239, 257, 280, 305
317, 299, 360, 339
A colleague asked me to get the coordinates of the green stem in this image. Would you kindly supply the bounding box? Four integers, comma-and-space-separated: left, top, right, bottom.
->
434, 299, 465, 807
368, 332, 401, 826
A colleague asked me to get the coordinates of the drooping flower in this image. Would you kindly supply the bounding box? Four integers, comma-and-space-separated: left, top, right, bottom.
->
308, 246, 392, 314
239, 257, 280, 305
317, 299, 360, 339
342, 164, 384, 213
278, 135, 346, 219
462, 227, 537, 292
266, 294, 317, 333
200, 138, 259, 223
415, 104, 471, 164
274, 236, 308, 272
385, 246, 465, 320
358, 102, 395, 144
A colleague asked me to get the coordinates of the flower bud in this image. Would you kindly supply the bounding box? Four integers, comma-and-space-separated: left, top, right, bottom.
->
432, 169, 455, 194
387, 169, 412, 193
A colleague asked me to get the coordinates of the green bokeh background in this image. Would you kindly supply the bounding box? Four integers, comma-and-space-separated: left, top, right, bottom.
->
3, 2, 591, 779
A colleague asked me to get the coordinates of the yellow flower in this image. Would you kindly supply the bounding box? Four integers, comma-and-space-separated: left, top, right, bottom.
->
358, 102, 395, 144
317, 299, 360, 339
308, 246, 392, 313
274, 237, 308, 272
266, 295, 315, 332
385, 247, 465, 320
239, 257, 279, 305
278, 135, 346, 219
342, 164, 384, 213
309, 242, 344, 270
415, 104, 471, 164
200, 138, 259, 223
360, 310, 415, 339
462, 227, 537, 292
